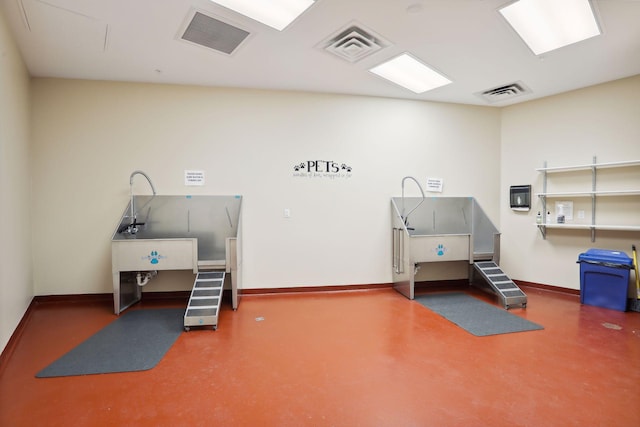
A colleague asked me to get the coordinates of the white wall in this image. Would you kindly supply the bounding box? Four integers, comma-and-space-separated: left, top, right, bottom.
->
500, 75, 640, 290
31, 79, 501, 295
0, 7, 32, 353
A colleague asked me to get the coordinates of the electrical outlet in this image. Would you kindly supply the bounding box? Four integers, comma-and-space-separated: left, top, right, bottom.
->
578, 210, 585, 219
284, 208, 291, 218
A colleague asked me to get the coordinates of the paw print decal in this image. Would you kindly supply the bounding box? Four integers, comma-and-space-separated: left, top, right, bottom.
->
293, 163, 306, 171
436, 244, 446, 256
143, 250, 165, 264
341, 164, 352, 172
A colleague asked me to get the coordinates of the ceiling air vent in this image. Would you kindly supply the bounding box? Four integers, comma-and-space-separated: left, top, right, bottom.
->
319, 22, 390, 63
180, 10, 250, 55
476, 81, 532, 103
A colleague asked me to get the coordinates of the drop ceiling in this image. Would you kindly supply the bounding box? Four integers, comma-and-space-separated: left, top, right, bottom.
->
2, 0, 639, 106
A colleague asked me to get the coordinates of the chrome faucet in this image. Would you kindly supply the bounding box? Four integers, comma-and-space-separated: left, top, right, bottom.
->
126, 170, 156, 234
401, 176, 426, 229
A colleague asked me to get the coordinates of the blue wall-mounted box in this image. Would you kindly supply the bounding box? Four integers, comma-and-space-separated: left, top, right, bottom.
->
577, 249, 633, 312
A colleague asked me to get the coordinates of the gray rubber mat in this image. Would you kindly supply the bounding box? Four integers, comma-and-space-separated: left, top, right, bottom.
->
36, 308, 183, 377
415, 292, 543, 336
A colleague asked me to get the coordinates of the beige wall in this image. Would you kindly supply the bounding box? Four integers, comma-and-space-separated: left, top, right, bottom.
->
30, 79, 501, 295
500, 75, 640, 290
0, 8, 32, 353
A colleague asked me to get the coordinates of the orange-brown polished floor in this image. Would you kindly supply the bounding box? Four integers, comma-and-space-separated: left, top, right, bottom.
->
1, 285, 639, 427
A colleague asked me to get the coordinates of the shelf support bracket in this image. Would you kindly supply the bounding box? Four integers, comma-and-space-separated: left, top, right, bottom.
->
538, 225, 546, 240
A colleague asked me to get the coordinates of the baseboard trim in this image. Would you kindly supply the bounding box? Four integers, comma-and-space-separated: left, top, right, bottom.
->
33, 293, 113, 304
414, 279, 470, 290
32, 291, 191, 305
27, 281, 580, 303
0, 299, 37, 378
141, 291, 190, 301
514, 280, 580, 296
240, 282, 393, 295
411, 278, 580, 298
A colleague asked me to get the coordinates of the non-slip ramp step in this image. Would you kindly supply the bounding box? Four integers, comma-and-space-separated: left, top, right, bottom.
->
473, 261, 527, 309
184, 271, 225, 331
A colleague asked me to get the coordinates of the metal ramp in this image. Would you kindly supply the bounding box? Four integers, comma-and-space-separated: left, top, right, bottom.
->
184, 271, 225, 331
473, 261, 527, 309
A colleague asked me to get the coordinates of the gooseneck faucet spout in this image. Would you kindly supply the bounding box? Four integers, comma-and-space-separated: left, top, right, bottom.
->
127, 170, 157, 234
401, 176, 426, 229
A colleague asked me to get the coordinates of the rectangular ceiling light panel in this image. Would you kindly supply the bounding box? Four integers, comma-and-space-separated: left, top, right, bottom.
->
369, 53, 451, 94
209, 0, 315, 31
499, 0, 601, 55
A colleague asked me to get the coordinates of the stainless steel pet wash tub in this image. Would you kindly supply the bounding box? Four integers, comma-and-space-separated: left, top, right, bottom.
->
111, 195, 242, 328
391, 196, 527, 309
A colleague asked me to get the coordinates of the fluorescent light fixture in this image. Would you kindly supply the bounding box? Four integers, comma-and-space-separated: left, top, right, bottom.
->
369, 53, 452, 94
209, 0, 315, 31
499, 0, 601, 55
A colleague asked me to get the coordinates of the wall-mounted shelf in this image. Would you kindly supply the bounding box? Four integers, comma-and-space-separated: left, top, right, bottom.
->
536, 157, 640, 242
535, 159, 640, 173
536, 223, 640, 231
536, 190, 640, 197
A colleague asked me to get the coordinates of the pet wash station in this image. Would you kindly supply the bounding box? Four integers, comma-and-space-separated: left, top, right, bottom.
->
391, 177, 527, 309
111, 172, 242, 330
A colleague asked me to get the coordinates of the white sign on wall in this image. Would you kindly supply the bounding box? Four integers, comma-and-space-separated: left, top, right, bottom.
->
185, 170, 205, 186
426, 177, 444, 193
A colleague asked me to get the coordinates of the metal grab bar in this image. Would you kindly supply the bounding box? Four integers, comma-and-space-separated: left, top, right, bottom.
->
393, 228, 399, 272
393, 227, 404, 274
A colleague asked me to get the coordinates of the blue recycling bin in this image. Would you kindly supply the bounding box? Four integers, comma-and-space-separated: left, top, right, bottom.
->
577, 249, 633, 312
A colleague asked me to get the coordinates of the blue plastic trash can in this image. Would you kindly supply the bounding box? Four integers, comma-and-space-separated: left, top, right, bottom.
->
577, 249, 633, 312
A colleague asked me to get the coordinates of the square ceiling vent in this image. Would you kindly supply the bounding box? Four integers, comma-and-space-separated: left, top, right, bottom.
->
475, 81, 532, 103
179, 10, 250, 55
318, 22, 390, 63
